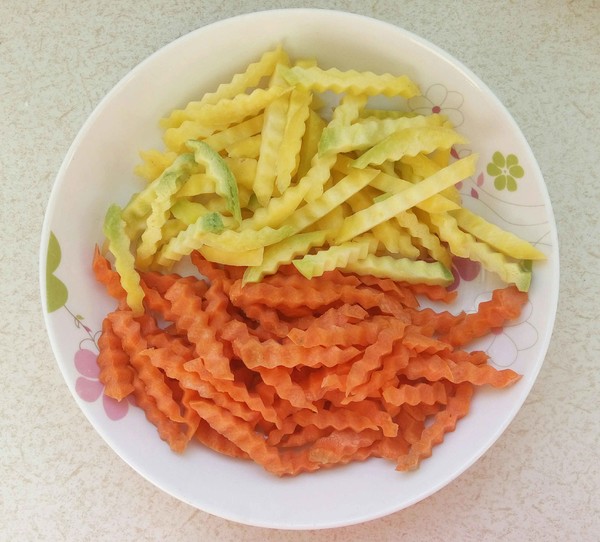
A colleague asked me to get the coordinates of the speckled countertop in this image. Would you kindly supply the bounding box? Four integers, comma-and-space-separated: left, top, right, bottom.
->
1, 1, 599, 540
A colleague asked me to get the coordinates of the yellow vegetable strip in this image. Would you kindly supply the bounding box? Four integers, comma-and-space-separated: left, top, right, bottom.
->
163, 120, 218, 153
224, 157, 258, 191
225, 134, 262, 159
352, 126, 468, 169
242, 230, 329, 284
201, 114, 264, 152
103, 204, 145, 315
134, 149, 178, 182
295, 109, 327, 181
198, 245, 264, 267
281, 65, 420, 98
343, 254, 454, 286
450, 207, 546, 260
334, 155, 477, 244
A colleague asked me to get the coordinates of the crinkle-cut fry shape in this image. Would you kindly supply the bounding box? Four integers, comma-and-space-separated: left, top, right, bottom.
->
256, 366, 317, 411
450, 207, 546, 260
400, 354, 454, 382
242, 230, 328, 284
194, 418, 250, 460
92, 246, 127, 306
340, 399, 399, 438
201, 114, 264, 152
442, 285, 528, 347
318, 113, 446, 155
402, 326, 453, 354
182, 86, 289, 126
407, 307, 465, 336
396, 382, 473, 471
343, 342, 410, 404
401, 281, 457, 304
344, 320, 407, 394
162, 121, 217, 153
189, 45, 287, 109
278, 424, 330, 449
97, 316, 134, 400
296, 109, 326, 182
352, 126, 467, 169
276, 88, 312, 194
343, 254, 453, 287
292, 235, 377, 280
307, 428, 382, 466
130, 371, 190, 453
198, 244, 264, 267
446, 349, 489, 366
221, 319, 359, 369
134, 149, 178, 182
287, 318, 381, 348
164, 279, 234, 381
237, 302, 292, 339
373, 433, 410, 460
190, 398, 283, 475
383, 381, 448, 407
253, 90, 291, 205
281, 167, 379, 235
395, 208, 452, 268
155, 222, 292, 268
335, 155, 478, 244
189, 250, 229, 283
281, 65, 420, 98
226, 133, 262, 159
108, 310, 186, 424
355, 274, 419, 309
291, 407, 381, 436
447, 359, 521, 388
102, 205, 145, 316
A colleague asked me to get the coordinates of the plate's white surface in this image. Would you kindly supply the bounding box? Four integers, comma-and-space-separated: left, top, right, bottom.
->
40, 9, 559, 530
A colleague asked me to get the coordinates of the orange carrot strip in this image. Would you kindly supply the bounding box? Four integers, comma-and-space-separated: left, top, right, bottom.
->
255, 366, 317, 412
447, 359, 522, 388
402, 326, 453, 354
92, 246, 127, 306
96, 316, 134, 400
194, 418, 250, 460
307, 428, 381, 465
441, 285, 528, 347
279, 424, 331, 449
399, 354, 453, 381
408, 307, 465, 336
402, 282, 457, 303
357, 274, 419, 309
382, 381, 448, 407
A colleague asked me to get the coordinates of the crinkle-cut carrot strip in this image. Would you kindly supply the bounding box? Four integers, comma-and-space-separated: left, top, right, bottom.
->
341, 399, 398, 437
441, 285, 528, 347
141, 281, 177, 322
402, 327, 453, 355
372, 433, 410, 460
279, 424, 330, 448
307, 429, 381, 466
287, 318, 382, 348
400, 354, 454, 381
345, 320, 406, 393
194, 418, 250, 460
165, 279, 234, 381
407, 307, 465, 336
266, 416, 298, 446
92, 246, 127, 305
97, 316, 134, 400
239, 303, 292, 338
108, 310, 185, 423
190, 398, 283, 475
183, 357, 282, 429
446, 349, 489, 366
356, 274, 419, 309
395, 407, 426, 444
139, 270, 180, 295
396, 382, 473, 471
204, 278, 232, 329
343, 343, 410, 404
291, 406, 381, 435
447, 360, 521, 388
190, 250, 229, 282
179, 388, 202, 439
221, 319, 360, 369
256, 366, 317, 412
382, 381, 448, 407
130, 371, 190, 453
402, 282, 457, 303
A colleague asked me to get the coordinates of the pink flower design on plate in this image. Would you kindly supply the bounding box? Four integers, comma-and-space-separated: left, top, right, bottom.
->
408, 84, 465, 127
74, 347, 129, 420
448, 256, 481, 292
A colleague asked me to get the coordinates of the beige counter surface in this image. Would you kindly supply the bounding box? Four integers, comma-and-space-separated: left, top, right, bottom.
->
1, 1, 599, 540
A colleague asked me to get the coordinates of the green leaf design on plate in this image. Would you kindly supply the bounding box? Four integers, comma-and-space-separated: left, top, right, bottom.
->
487, 151, 525, 192
46, 231, 68, 313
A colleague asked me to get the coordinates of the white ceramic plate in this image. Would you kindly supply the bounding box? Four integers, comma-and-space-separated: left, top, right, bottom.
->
40, 9, 559, 530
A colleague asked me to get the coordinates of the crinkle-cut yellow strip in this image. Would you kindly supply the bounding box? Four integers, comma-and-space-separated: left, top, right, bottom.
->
427, 210, 532, 291
200, 114, 264, 153
155, 223, 293, 268
395, 209, 452, 268
184, 86, 289, 127
193, 45, 286, 107
198, 244, 264, 266
276, 89, 312, 194
134, 149, 178, 182
281, 65, 421, 98
309, 204, 349, 240
224, 157, 257, 191
253, 91, 291, 206
292, 235, 377, 280
401, 153, 462, 204
382, 381, 448, 407
122, 153, 198, 240
334, 155, 477, 244
359, 109, 418, 120
242, 230, 328, 284
347, 188, 420, 259
334, 155, 460, 214
343, 253, 454, 286
103, 205, 145, 316
295, 109, 326, 182
163, 120, 218, 153
352, 126, 468, 169
282, 167, 379, 236
450, 207, 546, 260
319, 114, 446, 156
173, 173, 215, 198
225, 134, 262, 159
